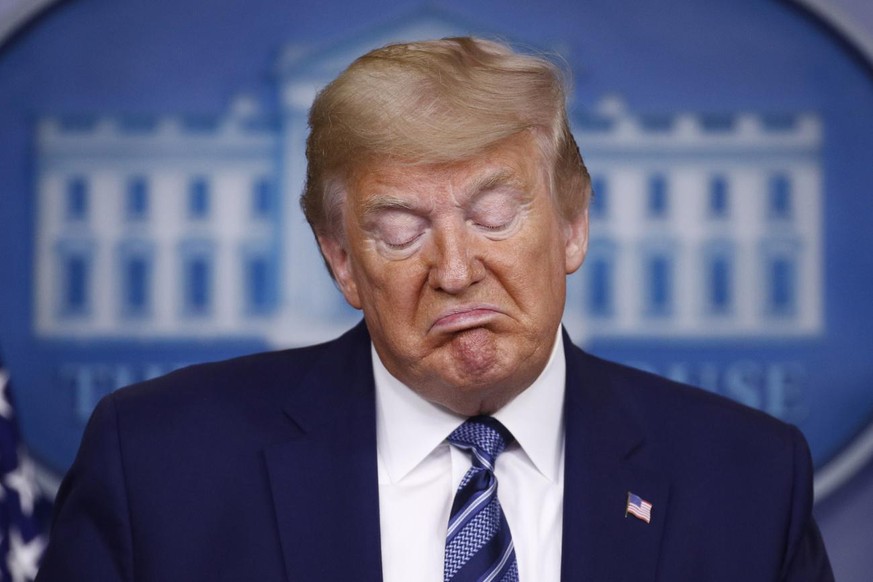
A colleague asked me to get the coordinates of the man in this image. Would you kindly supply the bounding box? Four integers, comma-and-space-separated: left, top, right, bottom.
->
37, 37, 833, 581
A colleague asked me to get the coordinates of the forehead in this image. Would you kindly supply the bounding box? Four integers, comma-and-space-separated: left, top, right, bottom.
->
347, 134, 546, 208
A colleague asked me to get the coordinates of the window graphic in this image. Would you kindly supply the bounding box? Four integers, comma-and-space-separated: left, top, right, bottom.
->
180, 241, 214, 316
56, 241, 94, 317
759, 238, 801, 318
585, 241, 617, 317
243, 250, 277, 314
647, 174, 668, 218
64, 256, 88, 314
645, 252, 673, 316
65, 176, 88, 222
126, 176, 149, 220
767, 255, 797, 316
188, 177, 210, 219
185, 259, 211, 314
768, 174, 792, 220
708, 175, 729, 218
590, 175, 608, 219
704, 243, 734, 314
118, 242, 153, 317
252, 177, 275, 219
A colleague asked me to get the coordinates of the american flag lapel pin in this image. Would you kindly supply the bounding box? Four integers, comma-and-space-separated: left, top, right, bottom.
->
625, 491, 653, 524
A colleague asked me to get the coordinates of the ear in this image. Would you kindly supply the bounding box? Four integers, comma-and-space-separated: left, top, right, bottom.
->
564, 207, 589, 275
317, 234, 363, 309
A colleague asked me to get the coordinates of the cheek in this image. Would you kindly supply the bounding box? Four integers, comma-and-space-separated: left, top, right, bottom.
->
357, 256, 426, 309
361, 268, 430, 348
497, 218, 568, 294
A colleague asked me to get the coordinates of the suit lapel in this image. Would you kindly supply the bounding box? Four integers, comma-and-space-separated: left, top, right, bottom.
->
561, 334, 669, 582
264, 323, 383, 581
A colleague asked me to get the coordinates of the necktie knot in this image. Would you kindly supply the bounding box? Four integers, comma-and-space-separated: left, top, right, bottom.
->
447, 416, 513, 472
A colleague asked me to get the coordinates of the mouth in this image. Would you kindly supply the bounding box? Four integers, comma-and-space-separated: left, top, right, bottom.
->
429, 305, 503, 334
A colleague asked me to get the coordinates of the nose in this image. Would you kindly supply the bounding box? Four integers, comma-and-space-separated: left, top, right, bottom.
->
427, 222, 484, 294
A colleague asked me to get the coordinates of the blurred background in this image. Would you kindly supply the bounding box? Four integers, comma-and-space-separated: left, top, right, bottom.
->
0, 0, 871, 579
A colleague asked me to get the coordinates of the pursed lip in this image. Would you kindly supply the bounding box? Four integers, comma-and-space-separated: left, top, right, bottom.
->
429, 304, 504, 333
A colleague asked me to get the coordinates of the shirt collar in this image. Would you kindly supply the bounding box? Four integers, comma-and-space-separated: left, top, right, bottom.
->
374, 328, 566, 483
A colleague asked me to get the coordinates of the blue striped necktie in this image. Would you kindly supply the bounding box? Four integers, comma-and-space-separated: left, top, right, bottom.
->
443, 416, 518, 582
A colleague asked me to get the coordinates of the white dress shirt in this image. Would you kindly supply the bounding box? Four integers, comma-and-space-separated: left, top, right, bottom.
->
374, 329, 566, 582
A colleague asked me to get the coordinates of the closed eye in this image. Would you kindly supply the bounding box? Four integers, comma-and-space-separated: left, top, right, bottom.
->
467, 186, 528, 238
365, 208, 428, 257
472, 217, 517, 232
383, 232, 424, 250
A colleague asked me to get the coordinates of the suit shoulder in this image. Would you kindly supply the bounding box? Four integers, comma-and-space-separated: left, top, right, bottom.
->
579, 350, 798, 452
92, 323, 370, 445
112, 340, 327, 408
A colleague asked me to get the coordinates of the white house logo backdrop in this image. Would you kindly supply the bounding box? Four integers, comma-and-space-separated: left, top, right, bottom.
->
1, 0, 872, 492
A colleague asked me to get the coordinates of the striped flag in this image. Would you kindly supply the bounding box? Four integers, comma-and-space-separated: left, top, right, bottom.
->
0, 355, 47, 582
625, 491, 653, 524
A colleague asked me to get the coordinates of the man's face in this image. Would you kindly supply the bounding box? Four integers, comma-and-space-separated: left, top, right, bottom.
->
320, 134, 588, 415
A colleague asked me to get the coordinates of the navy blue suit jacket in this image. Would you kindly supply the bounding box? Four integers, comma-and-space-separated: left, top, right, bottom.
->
37, 322, 833, 581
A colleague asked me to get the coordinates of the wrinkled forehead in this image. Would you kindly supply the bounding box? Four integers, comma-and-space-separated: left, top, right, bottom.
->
344, 133, 550, 209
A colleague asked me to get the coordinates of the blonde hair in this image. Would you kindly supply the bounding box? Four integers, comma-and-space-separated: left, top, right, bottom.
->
301, 36, 591, 240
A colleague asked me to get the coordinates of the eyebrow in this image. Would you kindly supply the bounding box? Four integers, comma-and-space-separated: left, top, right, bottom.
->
360, 194, 417, 217
468, 169, 525, 196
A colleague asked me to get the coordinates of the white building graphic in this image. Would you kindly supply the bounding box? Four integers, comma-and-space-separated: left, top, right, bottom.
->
35, 97, 290, 339
566, 97, 822, 340
32, 11, 824, 346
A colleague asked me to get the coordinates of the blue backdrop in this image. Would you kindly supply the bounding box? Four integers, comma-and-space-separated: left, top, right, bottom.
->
0, 0, 872, 579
